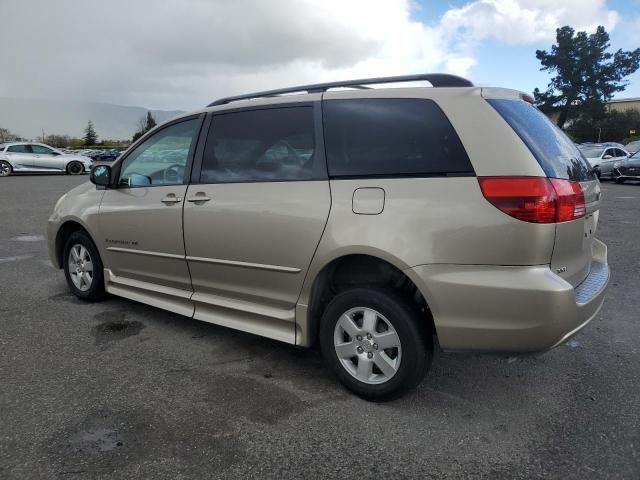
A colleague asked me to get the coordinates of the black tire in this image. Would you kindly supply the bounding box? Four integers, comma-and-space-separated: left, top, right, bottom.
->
63, 230, 107, 302
66, 161, 84, 175
615, 178, 625, 184
319, 286, 432, 401
0, 160, 12, 177
594, 167, 601, 180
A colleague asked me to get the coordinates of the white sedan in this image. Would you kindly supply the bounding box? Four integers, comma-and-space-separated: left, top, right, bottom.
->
578, 144, 630, 179
0, 142, 93, 177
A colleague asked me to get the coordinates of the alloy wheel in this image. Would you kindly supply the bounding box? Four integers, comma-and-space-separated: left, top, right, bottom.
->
68, 243, 93, 292
333, 307, 402, 384
0, 162, 11, 176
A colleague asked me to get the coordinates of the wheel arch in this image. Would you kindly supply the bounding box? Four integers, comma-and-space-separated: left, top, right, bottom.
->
299, 253, 435, 347
54, 220, 94, 269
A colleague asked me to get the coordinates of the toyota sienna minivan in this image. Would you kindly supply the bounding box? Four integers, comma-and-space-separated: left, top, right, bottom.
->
48, 74, 610, 400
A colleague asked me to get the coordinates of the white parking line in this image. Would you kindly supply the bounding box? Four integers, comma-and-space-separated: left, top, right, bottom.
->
11, 235, 45, 242
0, 255, 34, 264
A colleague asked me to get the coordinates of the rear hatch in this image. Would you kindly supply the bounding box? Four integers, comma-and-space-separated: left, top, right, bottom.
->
487, 98, 600, 287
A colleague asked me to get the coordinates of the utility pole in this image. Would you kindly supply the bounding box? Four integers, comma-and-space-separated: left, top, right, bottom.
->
41, 128, 46, 143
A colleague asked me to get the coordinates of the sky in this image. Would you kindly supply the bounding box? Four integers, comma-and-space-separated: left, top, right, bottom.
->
0, 0, 638, 111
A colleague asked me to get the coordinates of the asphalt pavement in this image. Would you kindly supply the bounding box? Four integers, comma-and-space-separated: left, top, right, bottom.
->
0, 174, 638, 479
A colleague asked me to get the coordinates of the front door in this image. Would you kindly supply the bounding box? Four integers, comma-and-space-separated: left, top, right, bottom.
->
31, 144, 65, 171
98, 116, 203, 316
183, 104, 330, 342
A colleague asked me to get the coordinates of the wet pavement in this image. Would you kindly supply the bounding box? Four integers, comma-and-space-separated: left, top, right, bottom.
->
0, 175, 638, 479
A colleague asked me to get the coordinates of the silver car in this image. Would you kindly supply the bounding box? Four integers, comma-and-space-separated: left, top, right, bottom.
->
0, 142, 92, 176
578, 144, 630, 179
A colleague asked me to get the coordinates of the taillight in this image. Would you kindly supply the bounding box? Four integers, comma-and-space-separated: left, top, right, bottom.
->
478, 177, 586, 223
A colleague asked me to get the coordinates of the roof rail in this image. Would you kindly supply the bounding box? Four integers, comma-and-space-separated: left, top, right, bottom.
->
207, 73, 473, 107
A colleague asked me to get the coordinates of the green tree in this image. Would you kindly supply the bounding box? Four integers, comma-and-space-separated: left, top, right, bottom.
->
83, 120, 98, 146
131, 111, 157, 142
534, 25, 640, 129
568, 109, 640, 143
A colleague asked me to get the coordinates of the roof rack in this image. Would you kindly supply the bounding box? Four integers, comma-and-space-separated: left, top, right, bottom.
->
207, 73, 473, 107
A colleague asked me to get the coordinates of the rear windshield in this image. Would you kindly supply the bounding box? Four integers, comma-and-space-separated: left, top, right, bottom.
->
488, 99, 594, 181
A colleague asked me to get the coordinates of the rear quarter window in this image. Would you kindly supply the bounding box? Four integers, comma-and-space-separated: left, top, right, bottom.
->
323, 98, 473, 178
488, 99, 594, 181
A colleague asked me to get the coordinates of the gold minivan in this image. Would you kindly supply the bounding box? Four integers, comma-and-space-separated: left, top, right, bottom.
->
48, 74, 610, 400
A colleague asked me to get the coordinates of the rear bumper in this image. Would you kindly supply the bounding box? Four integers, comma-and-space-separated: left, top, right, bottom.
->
405, 239, 609, 352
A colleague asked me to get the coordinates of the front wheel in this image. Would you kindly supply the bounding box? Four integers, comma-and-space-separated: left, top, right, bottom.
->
615, 178, 625, 184
66, 161, 84, 175
319, 287, 432, 401
0, 160, 12, 177
63, 231, 107, 301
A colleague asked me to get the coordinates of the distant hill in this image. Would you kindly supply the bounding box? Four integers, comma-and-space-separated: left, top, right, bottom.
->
0, 97, 184, 140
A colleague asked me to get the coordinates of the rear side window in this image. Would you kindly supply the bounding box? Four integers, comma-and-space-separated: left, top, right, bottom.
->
7, 145, 31, 153
488, 99, 594, 181
323, 99, 473, 177
200, 106, 320, 183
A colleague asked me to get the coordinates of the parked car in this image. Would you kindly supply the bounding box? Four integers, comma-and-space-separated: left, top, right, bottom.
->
624, 140, 640, 154
577, 143, 630, 179
613, 150, 640, 183
47, 74, 609, 400
0, 142, 92, 176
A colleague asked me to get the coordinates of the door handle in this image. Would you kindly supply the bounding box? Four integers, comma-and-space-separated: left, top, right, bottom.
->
186, 193, 211, 203
161, 194, 182, 204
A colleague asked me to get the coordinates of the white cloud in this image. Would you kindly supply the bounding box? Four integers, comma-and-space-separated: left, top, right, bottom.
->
0, 0, 622, 110
440, 0, 619, 45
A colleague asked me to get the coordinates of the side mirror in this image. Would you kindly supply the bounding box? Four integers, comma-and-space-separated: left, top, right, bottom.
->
603, 155, 612, 159
90, 164, 111, 187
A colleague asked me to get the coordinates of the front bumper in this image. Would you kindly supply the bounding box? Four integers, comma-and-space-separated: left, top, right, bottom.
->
405, 239, 609, 352
613, 168, 640, 180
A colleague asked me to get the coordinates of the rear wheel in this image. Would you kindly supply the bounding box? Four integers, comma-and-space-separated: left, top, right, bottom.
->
319, 287, 432, 401
63, 231, 106, 301
66, 161, 84, 175
0, 160, 12, 177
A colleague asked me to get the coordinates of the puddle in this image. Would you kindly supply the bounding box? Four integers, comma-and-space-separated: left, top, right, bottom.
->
76, 429, 123, 452
11, 235, 45, 242
44, 406, 243, 476
92, 312, 145, 345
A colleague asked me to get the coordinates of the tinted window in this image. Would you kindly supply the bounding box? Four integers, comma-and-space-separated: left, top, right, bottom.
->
323, 99, 472, 177
7, 145, 31, 153
614, 149, 627, 157
31, 145, 55, 154
200, 107, 318, 183
119, 118, 199, 187
488, 99, 594, 181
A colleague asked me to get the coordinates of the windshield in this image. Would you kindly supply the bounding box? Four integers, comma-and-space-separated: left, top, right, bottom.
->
578, 146, 605, 158
630, 150, 640, 159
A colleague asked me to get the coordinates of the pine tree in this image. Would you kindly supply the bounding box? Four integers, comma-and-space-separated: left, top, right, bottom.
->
132, 112, 158, 142
83, 120, 98, 146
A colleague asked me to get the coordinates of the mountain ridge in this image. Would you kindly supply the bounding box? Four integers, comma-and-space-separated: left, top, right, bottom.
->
0, 97, 185, 140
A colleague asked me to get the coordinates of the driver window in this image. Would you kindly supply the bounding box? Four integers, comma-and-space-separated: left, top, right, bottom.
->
200, 107, 317, 183
31, 145, 55, 155
118, 118, 199, 187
